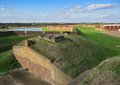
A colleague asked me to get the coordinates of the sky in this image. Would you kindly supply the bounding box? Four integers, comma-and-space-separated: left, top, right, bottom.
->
0, 0, 120, 23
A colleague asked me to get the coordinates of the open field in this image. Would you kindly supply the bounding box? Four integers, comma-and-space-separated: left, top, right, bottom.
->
0, 35, 31, 74
42, 27, 70, 32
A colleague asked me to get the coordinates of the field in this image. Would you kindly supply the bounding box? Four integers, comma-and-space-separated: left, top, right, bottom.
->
0, 35, 31, 74
42, 27, 70, 32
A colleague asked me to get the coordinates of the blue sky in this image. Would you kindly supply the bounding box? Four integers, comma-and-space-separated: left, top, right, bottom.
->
0, 0, 120, 23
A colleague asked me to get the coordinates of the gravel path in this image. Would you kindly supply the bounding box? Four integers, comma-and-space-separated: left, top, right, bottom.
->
103, 31, 120, 38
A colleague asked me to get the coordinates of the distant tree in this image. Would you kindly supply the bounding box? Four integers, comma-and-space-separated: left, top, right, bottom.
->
0, 26, 9, 29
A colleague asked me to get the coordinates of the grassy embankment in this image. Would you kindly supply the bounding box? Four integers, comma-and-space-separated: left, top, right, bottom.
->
78, 56, 120, 85
42, 27, 69, 33
73, 26, 120, 85
31, 26, 120, 78
0, 35, 31, 74
76, 26, 120, 55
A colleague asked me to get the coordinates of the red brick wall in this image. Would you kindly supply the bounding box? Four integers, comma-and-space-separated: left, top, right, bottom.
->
13, 46, 71, 85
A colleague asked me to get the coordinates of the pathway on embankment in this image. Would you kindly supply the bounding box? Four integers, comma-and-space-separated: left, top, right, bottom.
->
103, 31, 120, 38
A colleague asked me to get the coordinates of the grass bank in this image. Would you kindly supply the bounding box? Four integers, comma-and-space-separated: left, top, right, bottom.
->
76, 26, 120, 55
0, 35, 31, 74
31, 35, 116, 78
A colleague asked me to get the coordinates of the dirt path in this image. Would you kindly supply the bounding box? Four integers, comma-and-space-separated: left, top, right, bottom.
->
0, 68, 51, 85
103, 31, 120, 38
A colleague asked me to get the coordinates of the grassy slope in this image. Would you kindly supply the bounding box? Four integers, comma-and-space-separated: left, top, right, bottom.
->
79, 56, 120, 85
31, 35, 116, 78
31, 26, 120, 78
0, 35, 31, 74
76, 26, 120, 55
73, 27, 120, 85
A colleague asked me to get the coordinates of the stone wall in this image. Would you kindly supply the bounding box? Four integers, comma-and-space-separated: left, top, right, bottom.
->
13, 46, 71, 85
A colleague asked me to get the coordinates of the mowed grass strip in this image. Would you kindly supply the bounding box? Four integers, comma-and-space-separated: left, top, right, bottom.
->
0, 35, 31, 43
76, 26, 120, 55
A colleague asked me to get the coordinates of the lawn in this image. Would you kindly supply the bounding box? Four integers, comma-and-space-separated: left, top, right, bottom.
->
0, 35, 31, 74
42, 27, 70, 32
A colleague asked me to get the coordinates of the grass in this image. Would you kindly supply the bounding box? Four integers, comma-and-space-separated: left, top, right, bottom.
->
76, 26, 120, 55
42, 27, 70, 32
0, 35, 31, 74
96, 56, 120, 75
42, 27, 49, 31
31, 26, 120, 78
79, 56, 120, 85
0, 50, 20, 73
31, 35, 116, 78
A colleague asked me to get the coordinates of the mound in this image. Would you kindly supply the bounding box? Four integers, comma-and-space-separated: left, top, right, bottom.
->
76, 56, 120, 85
30, 35, 115, 78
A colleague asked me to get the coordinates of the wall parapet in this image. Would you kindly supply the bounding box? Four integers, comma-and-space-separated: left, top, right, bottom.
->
13, 46, 71, 85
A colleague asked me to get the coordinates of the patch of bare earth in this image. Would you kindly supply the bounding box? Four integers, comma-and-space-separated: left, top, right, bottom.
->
0, 68, 51, 85
103, 31, 120, 38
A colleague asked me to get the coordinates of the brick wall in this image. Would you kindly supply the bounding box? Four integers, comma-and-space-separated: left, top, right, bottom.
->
47, 26, 73, 32
96, 25, 120, 31
13, 46, 71, 85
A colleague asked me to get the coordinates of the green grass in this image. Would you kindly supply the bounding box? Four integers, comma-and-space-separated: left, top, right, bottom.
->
76, 26, 120, 55
0, 50, 20, 74
42, 27, 49, 31
42, 27, 70, 32
0, 35, 30, 43
78, 56, 120, 85
0, 35, 31, 74
96, 56, 120, 75
31, 26, 120, 78
31, 35, 116, 78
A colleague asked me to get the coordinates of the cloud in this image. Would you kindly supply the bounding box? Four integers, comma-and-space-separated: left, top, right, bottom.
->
58, 3, 116, 16
0, 6, 6, 11
0, 7, 6, 10
86, 3, 116, 10
1, 14, 12, 17
0, 3, 119, 23
74, 5, 81, 9
58, 5, 81, 14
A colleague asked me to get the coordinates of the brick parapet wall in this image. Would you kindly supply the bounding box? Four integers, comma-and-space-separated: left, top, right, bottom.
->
47, 26, 73, 32
96, 25, 120, 31
13, 46, 71, 85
